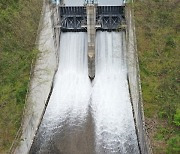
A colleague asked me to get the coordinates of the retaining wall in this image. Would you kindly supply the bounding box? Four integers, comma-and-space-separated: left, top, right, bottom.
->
10, 1, 60, 153
125, 5, 152, 154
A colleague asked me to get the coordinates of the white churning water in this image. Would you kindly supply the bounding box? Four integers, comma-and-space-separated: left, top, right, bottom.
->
29, 32, 92, 153
43, 32, 91, 128
30, 32, 139, 154
92, 32, 139, 153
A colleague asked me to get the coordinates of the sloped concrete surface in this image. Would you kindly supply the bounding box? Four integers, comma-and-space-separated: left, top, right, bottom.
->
12, 3, 57, 154
126, 6, 152, 154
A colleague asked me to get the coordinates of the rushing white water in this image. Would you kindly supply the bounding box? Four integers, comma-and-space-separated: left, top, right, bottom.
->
30, 32, 92, 152
92, 32, 139, 153
44, 32, 91, 126
30, 32, 139, 154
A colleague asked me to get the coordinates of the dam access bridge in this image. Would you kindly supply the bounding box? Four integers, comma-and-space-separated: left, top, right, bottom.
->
57, 0, 126, 78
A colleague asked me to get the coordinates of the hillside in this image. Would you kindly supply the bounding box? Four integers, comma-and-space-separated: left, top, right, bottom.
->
0, 0, 43, 152
134, 0, 180, 153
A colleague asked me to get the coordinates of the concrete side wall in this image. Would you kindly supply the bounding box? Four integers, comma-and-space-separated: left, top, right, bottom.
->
125, 6, 152, 154
11, 1, 59, 154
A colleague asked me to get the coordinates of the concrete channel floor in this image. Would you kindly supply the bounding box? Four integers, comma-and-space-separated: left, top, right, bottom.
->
29, 112, 95, 154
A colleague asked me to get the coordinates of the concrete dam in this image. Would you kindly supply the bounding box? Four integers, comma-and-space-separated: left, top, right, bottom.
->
12, 0, 151, 154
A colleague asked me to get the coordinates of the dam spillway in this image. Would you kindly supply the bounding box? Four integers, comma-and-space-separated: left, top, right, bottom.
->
30, 31, 139, 153
13, 0, 151, 154
29, 1, 140, 154
59, 1, 126, 78
92, 32, 139, 153
30, 32, 94, 153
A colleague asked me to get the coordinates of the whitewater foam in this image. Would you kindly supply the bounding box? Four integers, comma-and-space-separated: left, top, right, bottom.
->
92, 32, 139, 153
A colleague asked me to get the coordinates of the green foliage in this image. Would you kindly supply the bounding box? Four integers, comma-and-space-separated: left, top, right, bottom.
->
167, 136, 180, 153
174, 109, 180, 126
0, 0, 19, 10
134, 0, 180, 153
0, 0, 42, 152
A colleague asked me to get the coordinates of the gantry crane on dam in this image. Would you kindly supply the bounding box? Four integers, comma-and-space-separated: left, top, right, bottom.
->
58, 0, 126, 79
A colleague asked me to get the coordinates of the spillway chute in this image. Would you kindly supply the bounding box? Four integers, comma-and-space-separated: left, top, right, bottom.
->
58, 3, 126, 79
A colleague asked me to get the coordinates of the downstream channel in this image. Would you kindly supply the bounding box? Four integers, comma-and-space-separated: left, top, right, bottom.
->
30, 32, 139, 154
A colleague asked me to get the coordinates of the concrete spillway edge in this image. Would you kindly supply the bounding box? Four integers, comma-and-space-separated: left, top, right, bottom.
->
10, 1, 59, 153
125, 4, 153, 154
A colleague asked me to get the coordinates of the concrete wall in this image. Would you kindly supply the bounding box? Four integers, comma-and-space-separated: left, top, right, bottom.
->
10, 1, 60, 153
125, 6, 152, 154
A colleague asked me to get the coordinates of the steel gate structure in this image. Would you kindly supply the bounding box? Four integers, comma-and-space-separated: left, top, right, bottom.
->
59, 5, 125, 32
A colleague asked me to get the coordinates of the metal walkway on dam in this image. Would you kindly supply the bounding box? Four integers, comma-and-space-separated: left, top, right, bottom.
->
12, 1, 151, 154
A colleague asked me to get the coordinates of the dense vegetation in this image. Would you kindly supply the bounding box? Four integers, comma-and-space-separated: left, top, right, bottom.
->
134, 0, 180, 153
0, 0, 42, 152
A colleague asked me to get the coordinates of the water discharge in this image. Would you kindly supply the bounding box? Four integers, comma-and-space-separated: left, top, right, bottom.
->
30, 32, 94, 154
43, 32, 91, 129
92, 32, 139, 153
30, 32, 139, 154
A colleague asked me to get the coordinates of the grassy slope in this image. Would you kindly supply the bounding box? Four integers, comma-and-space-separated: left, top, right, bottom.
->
134, 0, 180, 153
0, 0, 42, 152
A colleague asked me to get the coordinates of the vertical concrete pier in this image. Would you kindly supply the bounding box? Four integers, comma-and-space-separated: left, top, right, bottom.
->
86, 4, 96, 79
